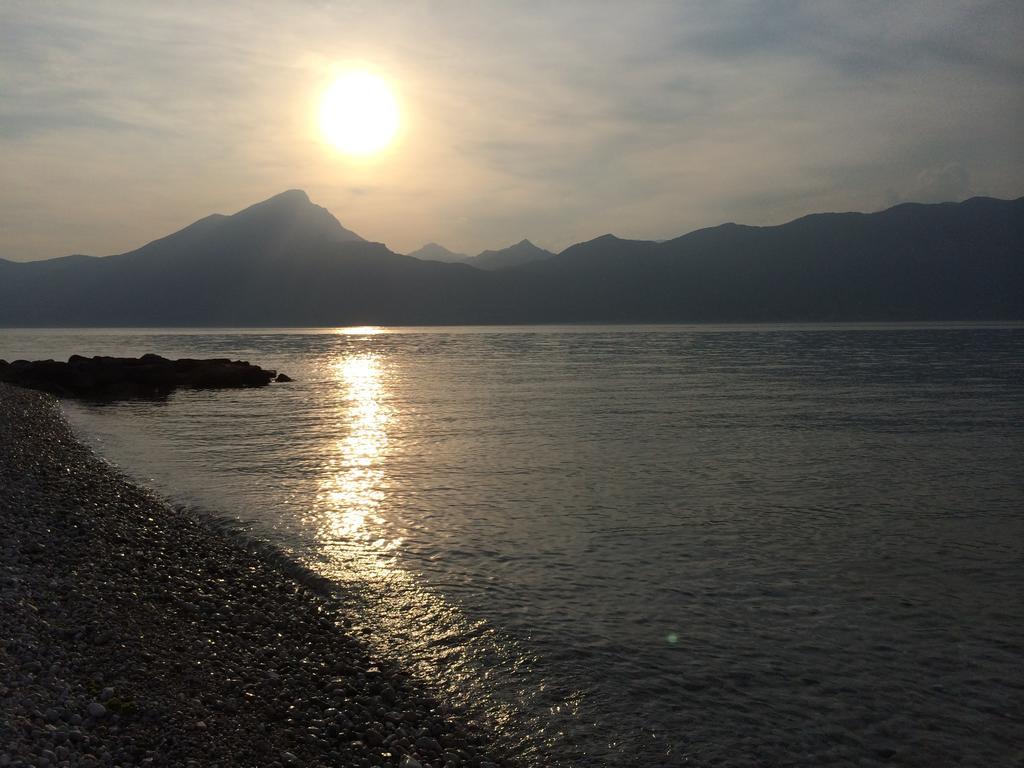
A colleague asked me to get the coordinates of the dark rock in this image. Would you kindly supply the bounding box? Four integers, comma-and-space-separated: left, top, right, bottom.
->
0, 382, 515, 768
273, 373, 293, 383
0, 355, 278, 400
415, 736, 442, 755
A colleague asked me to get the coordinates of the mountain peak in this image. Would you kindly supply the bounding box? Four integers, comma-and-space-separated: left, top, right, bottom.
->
245, 189, 313, 212
467, 238, 555, 270
408, 242, 470, 263
271, 189, 310, 203
228, 190, 364, 243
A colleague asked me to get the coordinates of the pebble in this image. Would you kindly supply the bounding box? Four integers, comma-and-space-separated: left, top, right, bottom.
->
416, 736, 442, 754
0, 384, 515, 768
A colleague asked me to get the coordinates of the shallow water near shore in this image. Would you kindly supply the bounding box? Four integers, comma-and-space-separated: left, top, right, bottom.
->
3, 324, 1023, 766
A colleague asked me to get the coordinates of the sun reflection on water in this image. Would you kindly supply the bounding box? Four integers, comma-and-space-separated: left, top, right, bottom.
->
335, 325, 385, 336
316, 354, 392, 544
309, 348, 549, 750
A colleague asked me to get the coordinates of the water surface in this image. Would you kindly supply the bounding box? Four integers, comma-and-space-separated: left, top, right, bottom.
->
3, 324, 1022, 766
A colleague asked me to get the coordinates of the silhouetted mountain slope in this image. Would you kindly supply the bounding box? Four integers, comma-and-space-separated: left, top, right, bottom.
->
0, 191, 506, 325
406, 243, 470, 263
408, 239, 554, 270
106, 189, 362, 269
0, 193, 1020, 325
468, 239, 554, 270
0, 240, 508, 327
512, 196, 1023, 321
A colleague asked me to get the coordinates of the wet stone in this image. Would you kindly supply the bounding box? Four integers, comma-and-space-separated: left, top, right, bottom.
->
0, 383, 513, 768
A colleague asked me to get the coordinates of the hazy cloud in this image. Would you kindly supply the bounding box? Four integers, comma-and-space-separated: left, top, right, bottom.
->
1, 0, 1021, 260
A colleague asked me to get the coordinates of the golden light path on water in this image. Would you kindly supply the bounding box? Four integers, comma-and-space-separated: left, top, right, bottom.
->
335, 326, 385, 336
317, 355, 390, 544
307, 343, 562, 752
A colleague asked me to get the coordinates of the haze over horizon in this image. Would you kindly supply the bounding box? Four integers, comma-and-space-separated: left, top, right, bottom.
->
2, 1, 1023, 262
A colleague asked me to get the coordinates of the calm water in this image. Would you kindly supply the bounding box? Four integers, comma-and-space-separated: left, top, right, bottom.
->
3, 325, 1023, 766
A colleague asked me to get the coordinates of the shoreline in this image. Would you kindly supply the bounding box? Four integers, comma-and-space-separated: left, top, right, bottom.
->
0, 383, 513, 768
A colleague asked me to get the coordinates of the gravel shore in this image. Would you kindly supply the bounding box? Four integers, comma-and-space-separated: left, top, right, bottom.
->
0, 383, 515, 768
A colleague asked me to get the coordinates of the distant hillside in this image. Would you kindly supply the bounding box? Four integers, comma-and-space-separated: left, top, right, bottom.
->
406, 242, 469, 263
468, 239, 555, 270
1, 192, 1021, 325
0, 190, 506, 326
408, 239, 554, 270
514, 197, 1024, 321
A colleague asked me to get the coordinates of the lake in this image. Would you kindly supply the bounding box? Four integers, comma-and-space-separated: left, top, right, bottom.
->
2, 324, 1022, 766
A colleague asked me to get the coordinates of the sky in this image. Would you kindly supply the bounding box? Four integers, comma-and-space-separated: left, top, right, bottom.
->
2, 0, 1022, 261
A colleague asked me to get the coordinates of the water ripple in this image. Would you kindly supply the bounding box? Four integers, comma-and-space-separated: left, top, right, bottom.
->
4, 324, 1021, 766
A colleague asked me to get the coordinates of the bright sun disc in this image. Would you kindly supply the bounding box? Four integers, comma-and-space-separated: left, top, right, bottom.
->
320, 71, 399, 156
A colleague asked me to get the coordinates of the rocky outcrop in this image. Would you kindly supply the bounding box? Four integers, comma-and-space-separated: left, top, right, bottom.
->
0, 354, 284, 399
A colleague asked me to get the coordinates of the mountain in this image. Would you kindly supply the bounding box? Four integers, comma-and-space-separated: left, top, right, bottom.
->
467, 239, 555, 271
0, 192, 1021, 325
0, 191, 508, 326
407, 239, 554, 270
406, 243, 470, 263
513, 197, 1024, 321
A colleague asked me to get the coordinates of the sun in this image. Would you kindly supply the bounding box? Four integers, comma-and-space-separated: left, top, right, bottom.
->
319, 71, 400, 156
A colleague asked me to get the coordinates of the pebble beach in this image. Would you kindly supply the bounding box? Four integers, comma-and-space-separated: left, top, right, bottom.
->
0, 383, 514, 768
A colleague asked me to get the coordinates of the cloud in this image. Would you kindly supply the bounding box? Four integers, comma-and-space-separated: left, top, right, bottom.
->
0, 0, 1021, 259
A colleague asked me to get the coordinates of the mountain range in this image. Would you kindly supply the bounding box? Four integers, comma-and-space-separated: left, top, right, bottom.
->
1, 189, 1021, 325
407, 239, 555, 270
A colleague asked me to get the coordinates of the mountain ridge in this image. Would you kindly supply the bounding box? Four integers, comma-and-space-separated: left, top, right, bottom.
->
1, 191, 1021, 325
470, 239, 555, 270
406, 242, 469, 263
406, 238, 554, 271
